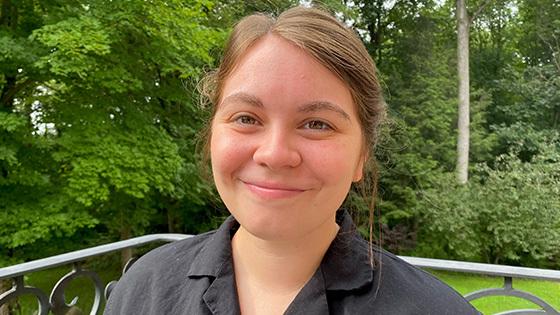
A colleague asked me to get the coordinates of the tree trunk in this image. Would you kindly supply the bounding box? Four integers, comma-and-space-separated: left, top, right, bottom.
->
167, 207, 176, 233
0, 0, 16, 29
0, 74, 16, 111
456, 0, 470, 184
120, 222, 133, 269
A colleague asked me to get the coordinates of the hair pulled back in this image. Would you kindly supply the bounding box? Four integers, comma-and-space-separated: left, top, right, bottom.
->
199, 6, 386, 260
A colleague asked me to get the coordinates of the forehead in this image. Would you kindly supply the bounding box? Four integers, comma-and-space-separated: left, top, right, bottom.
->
219, 35, 358, 119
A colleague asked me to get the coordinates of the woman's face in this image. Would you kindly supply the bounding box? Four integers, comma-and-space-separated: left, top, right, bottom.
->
210, 35, 365, 241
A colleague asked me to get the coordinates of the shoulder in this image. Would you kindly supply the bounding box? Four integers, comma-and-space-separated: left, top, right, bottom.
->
324, 213, 480, 314
372, 248, 480, 314
104, 231, 217, 314
127, 231, 215, 273
323, 229, 480, 314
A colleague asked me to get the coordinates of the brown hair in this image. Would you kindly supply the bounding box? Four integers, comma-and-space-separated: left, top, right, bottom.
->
199, 6, 386, 264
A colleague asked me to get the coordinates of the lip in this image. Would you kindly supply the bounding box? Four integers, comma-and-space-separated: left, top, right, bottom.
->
242, 181, 306, 199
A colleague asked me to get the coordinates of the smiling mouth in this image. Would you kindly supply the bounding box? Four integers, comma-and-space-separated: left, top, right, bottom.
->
242, 181, 306, 199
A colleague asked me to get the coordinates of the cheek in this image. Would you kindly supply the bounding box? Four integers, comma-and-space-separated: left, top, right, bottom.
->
210, 129, 250, 179
304, 140, 363, 182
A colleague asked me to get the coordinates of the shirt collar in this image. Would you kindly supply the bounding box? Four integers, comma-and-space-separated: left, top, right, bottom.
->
187, 215, 238, 278
187, 210, 374, 291
320, 210, 375, 291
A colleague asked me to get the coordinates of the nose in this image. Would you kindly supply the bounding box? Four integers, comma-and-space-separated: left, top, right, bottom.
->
253, 128, 302, 170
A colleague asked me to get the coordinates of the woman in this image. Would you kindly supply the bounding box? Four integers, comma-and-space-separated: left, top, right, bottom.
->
105, 6, 479, 314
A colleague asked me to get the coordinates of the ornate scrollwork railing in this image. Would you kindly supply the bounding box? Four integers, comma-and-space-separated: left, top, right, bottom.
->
0, 234, 559, 314
402, 256, 560, 314
0, 234, 191, 315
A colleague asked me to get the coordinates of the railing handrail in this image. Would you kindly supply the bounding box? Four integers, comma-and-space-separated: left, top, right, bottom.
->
400, 256, 560, 282
1, 233, 559, 314
0, 233, 192, 280
1, 233, 559, 282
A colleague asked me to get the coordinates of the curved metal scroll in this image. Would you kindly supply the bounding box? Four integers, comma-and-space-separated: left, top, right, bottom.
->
104, 257, 138, 300
50, 263, 104, 315
0, 276, 50, 315
465, 277, 559, 315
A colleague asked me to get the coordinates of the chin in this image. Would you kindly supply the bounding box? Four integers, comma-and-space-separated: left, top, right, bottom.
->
232, 208, 300, 241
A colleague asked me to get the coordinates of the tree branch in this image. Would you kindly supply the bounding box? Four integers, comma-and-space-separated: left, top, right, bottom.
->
0, 77, 34, 109
469, 0, 492, 24
538, 33, 560, 74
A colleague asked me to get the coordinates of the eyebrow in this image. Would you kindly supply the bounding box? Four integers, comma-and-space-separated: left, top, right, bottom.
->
220, 92, 351, 121
298, 101, 351, 121
220, 92, 263, 108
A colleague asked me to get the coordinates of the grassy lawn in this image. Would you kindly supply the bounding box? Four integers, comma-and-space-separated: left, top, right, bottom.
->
431, 270, 560, 314
4, 264, 559, 314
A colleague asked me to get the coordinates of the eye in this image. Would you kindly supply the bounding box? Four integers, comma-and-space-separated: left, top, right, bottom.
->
234, 115, 258, 125
303, 120, 332, 130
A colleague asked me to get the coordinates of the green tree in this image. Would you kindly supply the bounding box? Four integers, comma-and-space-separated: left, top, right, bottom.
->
516, 0, 560, 67
0, 0, 225, 267
415, 138, 560, 267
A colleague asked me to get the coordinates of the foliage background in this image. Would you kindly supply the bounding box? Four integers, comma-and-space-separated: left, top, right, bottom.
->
1, 0, 559, 272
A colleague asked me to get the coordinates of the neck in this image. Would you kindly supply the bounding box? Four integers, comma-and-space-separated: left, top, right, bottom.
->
231, 219, 339, 294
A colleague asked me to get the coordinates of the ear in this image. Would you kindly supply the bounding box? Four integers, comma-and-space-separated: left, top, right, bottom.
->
352, 153, 368, 182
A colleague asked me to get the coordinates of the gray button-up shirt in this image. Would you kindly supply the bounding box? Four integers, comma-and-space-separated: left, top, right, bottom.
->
105, 211, 480, 314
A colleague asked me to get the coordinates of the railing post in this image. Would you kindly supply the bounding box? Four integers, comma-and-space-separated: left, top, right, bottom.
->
504, 276, 513, 290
